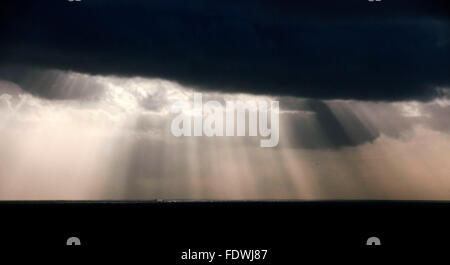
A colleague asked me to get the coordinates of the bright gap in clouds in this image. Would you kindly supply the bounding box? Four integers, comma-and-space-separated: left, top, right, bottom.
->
0, 70, 449, 200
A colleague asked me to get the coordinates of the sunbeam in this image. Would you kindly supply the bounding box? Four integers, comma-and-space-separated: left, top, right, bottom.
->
0, 70, 449, 200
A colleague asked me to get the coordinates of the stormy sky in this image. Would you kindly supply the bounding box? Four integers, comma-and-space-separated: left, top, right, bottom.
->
0, 0, 449, 200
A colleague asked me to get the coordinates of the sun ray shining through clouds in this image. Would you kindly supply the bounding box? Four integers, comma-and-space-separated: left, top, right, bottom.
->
0, 69, 449, 200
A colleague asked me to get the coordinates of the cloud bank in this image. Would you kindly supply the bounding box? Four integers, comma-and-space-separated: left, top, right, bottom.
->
1, 0, 449, 100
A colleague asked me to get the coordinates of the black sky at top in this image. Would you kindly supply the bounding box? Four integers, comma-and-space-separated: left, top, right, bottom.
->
0, 0, 449, 101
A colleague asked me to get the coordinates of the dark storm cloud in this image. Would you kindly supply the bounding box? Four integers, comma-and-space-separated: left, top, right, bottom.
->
1, 0, 449, 100
0, 66, 105, 100
277, 95, 450, 149
278, 100, 379, 149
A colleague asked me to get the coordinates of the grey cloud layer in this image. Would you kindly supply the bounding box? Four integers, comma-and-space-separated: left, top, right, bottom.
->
1, 0, 449, 101
1, 69, 449, 150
